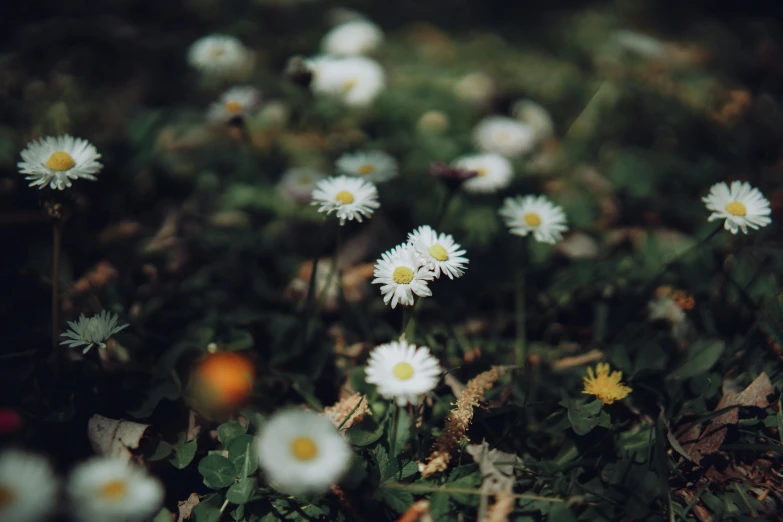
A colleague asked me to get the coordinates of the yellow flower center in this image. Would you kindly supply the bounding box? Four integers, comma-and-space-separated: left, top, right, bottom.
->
392, 266, 414, 285
428, 244, 449, 261
342, 78, 357, 91
335, 191, 354, 204
524, 212, 542, 227
392, 362, 414, 380
98, 480, 128, 501
357, 164, 375, 175
224, 101, 242, 113
46, 151, 75, 171
582, 363, 632, 405
297, 176, 312, 185
209, 48, 225, 58
291, 437, 318, 461
476, 167, 488, 177
725, 201, 747, 217
0, 486, 16, 507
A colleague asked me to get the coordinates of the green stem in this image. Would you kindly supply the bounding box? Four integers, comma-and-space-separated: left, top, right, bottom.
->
435, 189, 457, 230
390, 403, 400, 457
514, 238, 529, 368
51, 221, 62, 355
404, 299, 423, 340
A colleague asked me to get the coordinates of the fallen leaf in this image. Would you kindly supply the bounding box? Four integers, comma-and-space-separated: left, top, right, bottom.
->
177, 493, 200, 522
186, 410, 201, 442
88, 414, 150, 461
466, 440, 521, 521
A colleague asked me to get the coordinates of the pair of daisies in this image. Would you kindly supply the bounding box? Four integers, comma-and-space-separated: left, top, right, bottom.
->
0, 452, 162, 522
257, 337, 440, 494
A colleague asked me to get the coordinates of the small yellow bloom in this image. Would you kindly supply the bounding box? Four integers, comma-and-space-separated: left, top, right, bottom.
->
582, 363, 632, 405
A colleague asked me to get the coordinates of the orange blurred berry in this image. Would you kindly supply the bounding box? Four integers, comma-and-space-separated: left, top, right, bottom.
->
194, 352, 255, 407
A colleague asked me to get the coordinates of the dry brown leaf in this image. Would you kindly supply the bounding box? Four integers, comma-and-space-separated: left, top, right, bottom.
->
466, 441, 520, 522
552, 349, 604, 371
187, 410, 201, 442
177, 493, 200, 522
396, 499, 432, 522
87, 414, 150, 461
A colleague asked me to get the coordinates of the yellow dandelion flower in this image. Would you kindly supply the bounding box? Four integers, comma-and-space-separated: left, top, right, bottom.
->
582, 363, 632, 405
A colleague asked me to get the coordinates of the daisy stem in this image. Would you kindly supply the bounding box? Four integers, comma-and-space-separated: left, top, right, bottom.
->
435, 189, 457, 229
390, 403, 401, 457
514, 238, 529, 369
51, 221, 62, 355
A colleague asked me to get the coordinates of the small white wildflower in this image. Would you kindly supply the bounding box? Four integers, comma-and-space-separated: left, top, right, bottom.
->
310, 56, 385, 107
321, 19, 383, 56
311, 175, 380, 225
0, 449, 58, 522
702, 181, 771, 235
407, 225, 468, 280
365, 339, 441, 406
18, 135, 103, 191
500, 195, 568, 244
473, 116, 536, 158
335, 150, 398, 183
452, 153, 513, 194
60, 310, 129, 354
372, 244, 435, 309
453, 72, 494, 105
207, 86, 262, 123
278, 167, 326, 204
188, 35, 252, 78
512, 99, 555, 142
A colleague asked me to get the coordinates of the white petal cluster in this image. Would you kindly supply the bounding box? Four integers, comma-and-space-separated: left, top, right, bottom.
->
311, 175, 380, 225
18, 135, 103, 190
499, 195, 568, 244
702, 181, 771, 235
61, 310, 129, 354
207, 86, 262, 123
512, 99, 554, 142
188, 35, 252, 78
365, 339, 442, 406
452, 153, 513, 194
407, 225, 468, 280
309, 56, 385, 107
278, 167, 326, 203
321, 19, 383, 56
335, 150, 398, 183
473, 116, 536, 158
0, 449, 58, 522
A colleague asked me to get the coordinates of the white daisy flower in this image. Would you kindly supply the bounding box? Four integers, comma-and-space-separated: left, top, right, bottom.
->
453, 72, 494, 105
365, 339, 441, 406
500, 195, 568, 244
311, 175, 380, 225
407, 225, 468, 280
473, 116, 536, 158
188, 35, 252, 78
321, 19, 383, 56
310, 56, 385, 107
17, 135, 103, 191
335, 150, 398, 183
702, 181, 772, 235
67, 458, 163, 522
278, 167, 326, 204
0, 450, 58, 522
371, 244, 435, 309
452, 153, 513, 194
207, 86, 262, 123
256, 409, 352, 495
512, 99, 555, 142
60, 310, 129, 354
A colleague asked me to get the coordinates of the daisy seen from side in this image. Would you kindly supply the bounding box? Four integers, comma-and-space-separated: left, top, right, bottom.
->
372, 244, 435, 309
335, 150, 398, 183
702, 181, 771, 235
18, 135, 103, 191
452, 153, 513, 194
207, 86, 262, 123
472, 116, 536, 158
499, 195, 568, 244
256, 409, 352, 494
365, 338, 442, 406
311, 175, 379, 225
407, 225, 468, 280
0, 449, 58, 522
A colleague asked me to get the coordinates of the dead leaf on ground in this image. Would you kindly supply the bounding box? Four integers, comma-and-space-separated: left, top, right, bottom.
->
88, 414, 150, 461
467, 440, 521, 522
177, 493, 200, 522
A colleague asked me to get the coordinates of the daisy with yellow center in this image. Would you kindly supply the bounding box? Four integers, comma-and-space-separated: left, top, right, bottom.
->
499, 195, 568, 244
372, 244, 435, 308
187, 34, 252, 79
407, 225, 469, 280
0, 450, 58, 522
256, 409, 352, 494
311, 175, 380, 225
336, 150, 398, 183
18, 135, 103, 190
321, 19, 384, 56
67, 458, 163, 522
582, 363, 632, 405
365, 339, 442, 406
452, 153, 513, 194
473, 115, 536, 158
207, 86, 262, 123
308, 55, 386, 107
702, 181, 771, 235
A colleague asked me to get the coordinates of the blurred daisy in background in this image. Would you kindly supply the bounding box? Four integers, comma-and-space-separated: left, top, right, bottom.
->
407, 225, 468, 280
473, 116, 536, 158
207, 86, 262, 123
702, 181, 771, 235
365, 339, 441, 406
500, 195, 568, 244
372, 244, 435, 308
452, 153, 513, 194
18, 135, 103, 190
256, 409, 352, 494
311, 175, 380, 225
453, 72, 495, 106
321, 19, 383, 56
310, 56, 386, 107
512, 99, 555, 143
0, 449, 58, 522
60, 310, 129, 354
336, 150, 398, 183
278, 167, 326, 203
188, 35, 252, 79
67, 458, 163, 522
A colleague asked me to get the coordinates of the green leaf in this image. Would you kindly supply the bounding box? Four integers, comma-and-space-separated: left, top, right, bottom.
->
169, 433, 197, 469
230, 504, 245, 521
668, 340, 725, 380
445, 474, 480, 506
148, 440, 172, 462
217, 420, 247, 447
224, 329, 254, 351
548, 503, 577, 522
348, 416, 384, 446
198, 454, 237, 489
226, 477, 255, 504
377, 445, 419, 485
374, 488, 415, 514
228, 434, 259, 475
567, 399, 606, 436
193, 493, 223, 522
152, 508, 173, 522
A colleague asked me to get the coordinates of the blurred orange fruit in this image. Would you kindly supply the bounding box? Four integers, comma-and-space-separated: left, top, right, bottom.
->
193, 352, 255, 407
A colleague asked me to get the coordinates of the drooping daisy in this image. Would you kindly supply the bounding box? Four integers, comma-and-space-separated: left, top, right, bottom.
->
321, 19, 383, 56
702, 181, 771, 235
60, 310, 129, 354
365, 339, 442, 406
452, 153, 513, 194
582, 363, 632, 405
18, 135, 103, 190
473, 116, 536, 158
67, 458, 163, 522
499, 195, 568, 244
311, 175, 380, 225
188, 35, 252, 78
278, 167, 326, 203
407, 225, 468, 280
207, 86, 262, 123
310, 56, 386, 107
256, 409, 352, 494
371, 244, 435, 308
0, 450, 58, 522
335, 150, 398, 183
